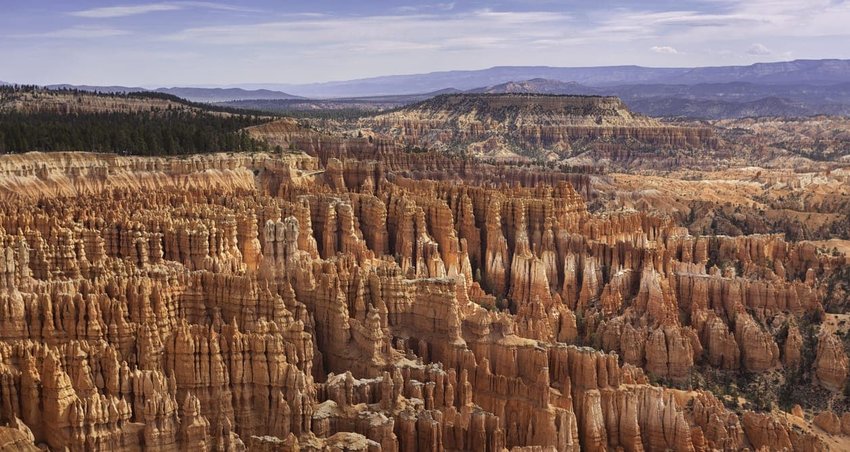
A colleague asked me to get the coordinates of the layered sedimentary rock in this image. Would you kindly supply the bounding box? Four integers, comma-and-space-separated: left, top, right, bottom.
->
0, 145, 845, 451
362, 94, 718, 161
815, 331, 850, 391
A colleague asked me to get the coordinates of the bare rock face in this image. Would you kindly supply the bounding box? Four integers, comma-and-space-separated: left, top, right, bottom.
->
0, 426, 40, 451
0, 146, 846, 451
362, 94, 718, 162
815, 331, 850, 391
814, 411, 841, 435
783, 323, 803, 369
742, 411, 793, 450
734, 314, 780, 372
645, 326, 695, 381
698, 312, 740, 369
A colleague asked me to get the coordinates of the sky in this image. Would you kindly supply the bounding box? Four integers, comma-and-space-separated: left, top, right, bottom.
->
2, 0, 850, 87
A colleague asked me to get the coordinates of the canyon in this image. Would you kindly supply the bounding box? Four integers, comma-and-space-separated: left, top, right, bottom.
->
354, 95, 850, 242
0, 91, 848, 451
0, 138, 848, 450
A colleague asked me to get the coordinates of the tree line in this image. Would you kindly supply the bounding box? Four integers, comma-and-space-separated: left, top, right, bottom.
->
0, 84, 272, 116
0, 110, 273, 155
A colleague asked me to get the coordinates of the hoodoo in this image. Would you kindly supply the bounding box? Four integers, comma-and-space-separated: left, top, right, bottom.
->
0, 141, 847, 450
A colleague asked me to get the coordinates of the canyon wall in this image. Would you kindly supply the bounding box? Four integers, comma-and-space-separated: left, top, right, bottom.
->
361, 94, 719, 162
0, 147, 846, 451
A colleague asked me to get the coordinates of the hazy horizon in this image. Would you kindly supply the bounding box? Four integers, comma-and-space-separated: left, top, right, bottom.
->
4, 1, 850, 87
6, 58, 849, 91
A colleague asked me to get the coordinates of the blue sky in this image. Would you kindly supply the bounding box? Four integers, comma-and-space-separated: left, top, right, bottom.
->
2, 1, 849, 86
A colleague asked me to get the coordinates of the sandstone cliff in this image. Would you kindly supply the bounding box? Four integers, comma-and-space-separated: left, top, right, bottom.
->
0, 145, 845, 451
361, 94, 718, 162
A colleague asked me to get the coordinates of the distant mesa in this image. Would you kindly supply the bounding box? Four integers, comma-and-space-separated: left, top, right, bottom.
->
469, 78, 592, 95
265, 59, 850, 98
409, 92, 625, 112
362, 93, 717, 161
154, 87, 303, 103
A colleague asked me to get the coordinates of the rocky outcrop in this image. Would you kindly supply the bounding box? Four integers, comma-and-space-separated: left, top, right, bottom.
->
364, 94, 718, 161
783, 322, 803, 369
0, 148, 845, 451
742, 411, 793, 450
814, 411, 841, 435
734, 314, 780, 372
815, 331, 849, 391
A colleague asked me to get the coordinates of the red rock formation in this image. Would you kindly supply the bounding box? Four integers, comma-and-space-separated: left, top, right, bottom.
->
734, 314, 779, 372
782, 322, 803, 369
0, 147, 845, 452
742, 411, 793, 450
815, 331, 849, 391
814, 411, 841, 435
364, 94, 718, 162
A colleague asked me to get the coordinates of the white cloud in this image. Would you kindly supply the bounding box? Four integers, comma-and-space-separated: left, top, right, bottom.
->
9, 1, 850, 85
394, 3, 456, 13
162, 10, 573, 52
14, 26, 130, 39
747, 43, 772, 55
71, 3, 182, 18
650, 45, 679, 54
70, 2, 247, 19
593, 0, 850, 44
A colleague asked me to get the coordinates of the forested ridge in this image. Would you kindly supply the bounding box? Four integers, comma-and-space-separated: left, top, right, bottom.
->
1, 84, 270, 115
0, 85, 278, 155
0, 111, 273, 155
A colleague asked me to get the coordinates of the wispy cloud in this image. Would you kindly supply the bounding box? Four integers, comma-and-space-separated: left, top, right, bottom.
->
5, 0, 850, 86
162, 9, 573, 53
12, 26, 130, 39
71, 3, 181, 18
599, 0, 850, 41
394, 3, 456, 14
70, 2, 248, 19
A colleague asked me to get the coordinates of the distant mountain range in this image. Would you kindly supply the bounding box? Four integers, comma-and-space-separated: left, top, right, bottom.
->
40, 84, 302, 103
469, 79, 589, 95
468, 78, 850, 118
7, 59, 850, 118
215, 88, 464, 114
154, 87, 302, 102
219, 77, 850, 119
254, 59, 850, 97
